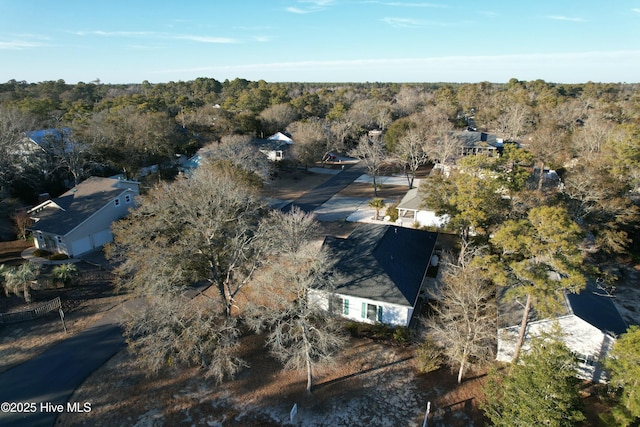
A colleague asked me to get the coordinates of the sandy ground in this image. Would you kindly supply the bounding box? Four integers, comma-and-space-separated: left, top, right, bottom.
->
57, 333, 487, 427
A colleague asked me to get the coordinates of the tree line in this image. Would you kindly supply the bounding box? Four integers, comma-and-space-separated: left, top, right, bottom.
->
1, 76, 639, 423
1, 77, 638, 203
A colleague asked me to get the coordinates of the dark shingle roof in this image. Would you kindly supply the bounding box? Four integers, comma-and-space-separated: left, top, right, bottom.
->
498, 281, 628, 337
566, 283, 628, 336
322, 224, 437, 307
29, 177, 133, 236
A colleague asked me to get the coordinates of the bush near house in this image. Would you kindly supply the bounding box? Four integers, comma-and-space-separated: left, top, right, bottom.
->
345, 321, 411, 344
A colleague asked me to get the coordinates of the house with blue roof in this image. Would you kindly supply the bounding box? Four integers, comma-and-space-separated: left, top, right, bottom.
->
311, 224, 438, 327
497, 281, 628, 383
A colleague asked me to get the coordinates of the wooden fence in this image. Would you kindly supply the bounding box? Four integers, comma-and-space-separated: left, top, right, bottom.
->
0, 297, 61, 325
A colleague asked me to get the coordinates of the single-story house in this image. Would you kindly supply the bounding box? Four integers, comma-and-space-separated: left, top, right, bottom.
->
28, 176, 140, 258
452, 131, 504, 157
252, 131, 294, 161
310, 224, 438, 327
497, 282, 628, 383
397, 188, 450, 229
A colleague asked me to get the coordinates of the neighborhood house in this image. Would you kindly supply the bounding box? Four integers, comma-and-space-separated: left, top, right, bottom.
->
311, 224, 438, 327
252, 131, 294, 161
497, 282, 628, 383
397, 188, 450, 229
28, 176, 140, 258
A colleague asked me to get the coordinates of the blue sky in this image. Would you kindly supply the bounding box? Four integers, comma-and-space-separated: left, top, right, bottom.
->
1, 0, 639, 84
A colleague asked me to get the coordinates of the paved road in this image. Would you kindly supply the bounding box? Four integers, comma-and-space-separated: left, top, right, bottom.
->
0, 284, 208, 427
281, 161, 365, 214
0, 312, 125, 426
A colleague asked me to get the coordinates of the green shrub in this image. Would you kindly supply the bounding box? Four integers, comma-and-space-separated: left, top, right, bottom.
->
393, 326, 411, 343
49, 253, 69, 261
385, 203, 399, 222
345, 321, 402, 341
415, 338, 443, 373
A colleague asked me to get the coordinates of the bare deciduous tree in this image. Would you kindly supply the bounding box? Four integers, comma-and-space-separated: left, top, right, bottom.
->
123, 290, 244, 383
259, 103, 298, 135
109, 159, 266, 315
349, 134, 387, 196
245, 208, 346, 393
395, 128, 428, 188
11, 208, 32, 240
202, 134, 271, 180
287, 120, 326, 168
109, 160, 268, 380
426, 242, 496, 383
0, 106, 38, 199
415, 106, 458, 166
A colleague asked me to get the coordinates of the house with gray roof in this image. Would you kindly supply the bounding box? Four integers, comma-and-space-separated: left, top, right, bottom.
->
397, 187, 449, 229
497, 281, 628, 383
453, 131, 503, 157
310, 224, 438, 327
28, 176, 139, 258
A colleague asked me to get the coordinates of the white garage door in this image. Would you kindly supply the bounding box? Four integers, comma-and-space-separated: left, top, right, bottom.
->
70, 237, 92, 257
92, 229, 113, 248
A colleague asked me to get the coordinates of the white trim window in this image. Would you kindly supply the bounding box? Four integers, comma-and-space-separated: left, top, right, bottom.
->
114, 198, 120, 207
361, 302, 382, 322
125, 194, 132, 204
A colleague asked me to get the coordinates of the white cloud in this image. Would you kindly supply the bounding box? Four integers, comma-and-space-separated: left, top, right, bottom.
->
0, 40, 45, 50
546, 15, 586, 22
173, 35, 237, 43
364, 1, 447, 7
74, 30, 155, 37
286, 7, 311, 14
163, 50, 640, 83
285, 0, 335, 14
0, 34, 49, 50
380, 17, 425, 28
73, 30, 238, 43
300, 0, 335, 5
633, 8, 640, 13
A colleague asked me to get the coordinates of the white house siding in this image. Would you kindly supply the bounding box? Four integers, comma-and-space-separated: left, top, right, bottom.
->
414, 210, 449, 228
63, 189, 137, 257
70, 237, 92, 256
91, 229, 113, 248
35, 231, 67, 255
497, 315, 615, 382
308, 289, 412, 327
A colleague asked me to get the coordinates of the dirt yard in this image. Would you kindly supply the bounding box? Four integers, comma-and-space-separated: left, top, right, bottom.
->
57, 331, 488, 427
0, 258, 128, 373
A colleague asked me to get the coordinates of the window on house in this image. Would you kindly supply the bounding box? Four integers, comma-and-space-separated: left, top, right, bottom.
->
343, 299, 349, 315
37, 232, 43, 240
56, 236, 62, 244
125, 194, 132, 204
361, 303, 382, 322
114, 198, 120, 207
